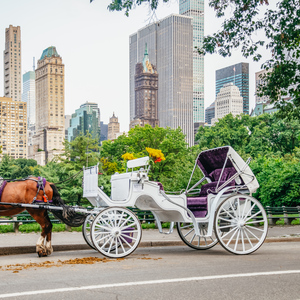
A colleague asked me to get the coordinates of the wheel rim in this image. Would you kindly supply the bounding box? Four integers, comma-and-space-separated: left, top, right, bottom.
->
215, 195, 268, 255
91, 207, 142, 258
177, 222, 218, 250
82, 214, 96, 250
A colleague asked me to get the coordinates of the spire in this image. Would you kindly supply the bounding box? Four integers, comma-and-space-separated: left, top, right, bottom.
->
142, 43, 153, 73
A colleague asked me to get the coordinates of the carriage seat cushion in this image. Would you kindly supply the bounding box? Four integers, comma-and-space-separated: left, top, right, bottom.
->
209, 167, 236, 182
187, 197, 207, 218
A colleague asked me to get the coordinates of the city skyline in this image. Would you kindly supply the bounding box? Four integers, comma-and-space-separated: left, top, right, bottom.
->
0, 0, 272, 132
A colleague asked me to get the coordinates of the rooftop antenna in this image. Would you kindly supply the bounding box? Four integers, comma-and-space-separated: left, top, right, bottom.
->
33, 57, 35, 71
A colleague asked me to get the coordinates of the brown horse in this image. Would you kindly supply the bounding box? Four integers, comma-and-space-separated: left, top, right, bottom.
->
0, 178, 54, 257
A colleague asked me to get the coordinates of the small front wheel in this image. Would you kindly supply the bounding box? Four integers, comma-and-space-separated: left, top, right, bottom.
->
91, 207, 142, 258
214, 194, 268, 255
177, 222, 218, 250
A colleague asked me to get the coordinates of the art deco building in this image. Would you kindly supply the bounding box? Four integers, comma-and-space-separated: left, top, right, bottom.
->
0, 97, 27, 158
130, 14, 194, 146
180, 0, 205, 123
3, 25, 22, 102
68, 102, 101, 143
131, 44, 159, 128
212, 83, 243, 124
107, 113, 120, 141
29, 46, 65, 165
216, 63, 249, 114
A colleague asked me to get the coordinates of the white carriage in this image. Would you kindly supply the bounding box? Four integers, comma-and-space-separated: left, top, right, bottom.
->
82, 146, 268, 258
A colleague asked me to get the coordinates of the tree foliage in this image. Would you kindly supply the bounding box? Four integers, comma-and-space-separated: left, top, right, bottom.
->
200, 0, 300, 118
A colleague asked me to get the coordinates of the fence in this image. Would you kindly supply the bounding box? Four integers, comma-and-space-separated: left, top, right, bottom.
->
0, 206, 299, 233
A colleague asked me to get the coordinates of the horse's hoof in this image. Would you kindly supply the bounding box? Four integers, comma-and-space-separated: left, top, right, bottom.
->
38, 251, 48, 257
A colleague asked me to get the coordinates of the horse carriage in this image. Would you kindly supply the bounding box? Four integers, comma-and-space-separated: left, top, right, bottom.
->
0, 146, 268, 258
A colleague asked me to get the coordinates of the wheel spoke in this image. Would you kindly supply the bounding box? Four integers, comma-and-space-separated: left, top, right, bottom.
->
220, 207, 235, 220
218, 216, 235, 223
244, 226, 260, 241
184, 228, 194, 238
241, 229, 245, 252
243, 228, 253, 248
245, 224, 265, 232
245, 210, 262, 223
119, 235, 133, 248
226, 227, 238, 246
190, 233, 196, 244
118, 237, 126, 253
234, 229, 240, 251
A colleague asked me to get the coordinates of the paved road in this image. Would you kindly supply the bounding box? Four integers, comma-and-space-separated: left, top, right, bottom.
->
0, 242, 299, 300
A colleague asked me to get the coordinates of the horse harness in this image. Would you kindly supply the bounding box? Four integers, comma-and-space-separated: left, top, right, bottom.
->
31, 177, 50, 203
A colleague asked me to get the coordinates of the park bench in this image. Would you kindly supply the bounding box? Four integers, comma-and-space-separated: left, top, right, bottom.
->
265, 206, 300, 225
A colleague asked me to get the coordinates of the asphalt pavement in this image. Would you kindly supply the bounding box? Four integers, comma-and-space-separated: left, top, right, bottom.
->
0, 225, 299, 256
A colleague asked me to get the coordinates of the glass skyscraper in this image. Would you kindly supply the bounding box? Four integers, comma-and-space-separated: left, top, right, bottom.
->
22, 71, 35, 127
130, 14, 194, 146
215, 63, 249, 114
180, 0, 205, 123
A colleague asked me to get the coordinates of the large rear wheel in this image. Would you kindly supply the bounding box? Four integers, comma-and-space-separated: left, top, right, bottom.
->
214, 194, 268, 255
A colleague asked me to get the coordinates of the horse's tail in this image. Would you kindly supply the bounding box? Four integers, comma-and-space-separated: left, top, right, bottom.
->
49, 184, 86, 227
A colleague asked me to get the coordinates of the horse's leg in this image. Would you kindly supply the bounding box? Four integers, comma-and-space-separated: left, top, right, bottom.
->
27, 208, 53, 257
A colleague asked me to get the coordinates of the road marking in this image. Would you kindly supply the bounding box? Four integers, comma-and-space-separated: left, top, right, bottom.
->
1, 270, 300, 298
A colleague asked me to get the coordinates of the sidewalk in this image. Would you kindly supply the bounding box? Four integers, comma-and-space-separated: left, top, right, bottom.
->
0, 225, 300, 256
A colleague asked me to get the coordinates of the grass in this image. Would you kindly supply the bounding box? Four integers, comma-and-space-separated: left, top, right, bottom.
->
0, 223, 83, 234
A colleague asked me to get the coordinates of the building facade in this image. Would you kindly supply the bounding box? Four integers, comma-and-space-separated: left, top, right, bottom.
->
216, 63, 249, 114
3, 25, 22, 102
29, 46, 65, 165
205, 101, 215, 125
129, 14, 194, 146
212, 83, 243, 124
0, 97, 27, 158
68, 102, 101, 143
180, 0, 205, 123
131, 44, 159, 128
107, 113, 120, 141
255, 69, 271, 104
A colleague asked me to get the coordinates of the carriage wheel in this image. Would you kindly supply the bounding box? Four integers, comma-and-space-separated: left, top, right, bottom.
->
82, 214, 96, 250
214, 194, 268, 255
177, 222, 218, 250
91, 207, 142, 258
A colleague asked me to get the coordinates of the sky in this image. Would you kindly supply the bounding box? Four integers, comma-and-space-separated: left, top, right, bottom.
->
0, 0, 272, 132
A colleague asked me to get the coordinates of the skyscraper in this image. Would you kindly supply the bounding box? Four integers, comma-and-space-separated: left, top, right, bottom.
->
0, 97, 27, 158
216, 63, 249, 114
212, 83, 243, 124
205, 101, 215, 125
131, 44, 159, 128
180, 0, 205, 123
107, 113, 120, 141
22, 71, 35, 126
130, 14, 194, 146
3, 25, 22, 102
29, 46, 65, 165
255, 69, 271, 104
68, 102, 101, 143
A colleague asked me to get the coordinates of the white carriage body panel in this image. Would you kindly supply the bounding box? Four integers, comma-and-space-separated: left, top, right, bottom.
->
127, 156, 149, 169
83, 165, 98, 199
111, 173, 131, 201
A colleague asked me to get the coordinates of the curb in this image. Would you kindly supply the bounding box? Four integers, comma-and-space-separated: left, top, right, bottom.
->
0, 237, 299, 256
